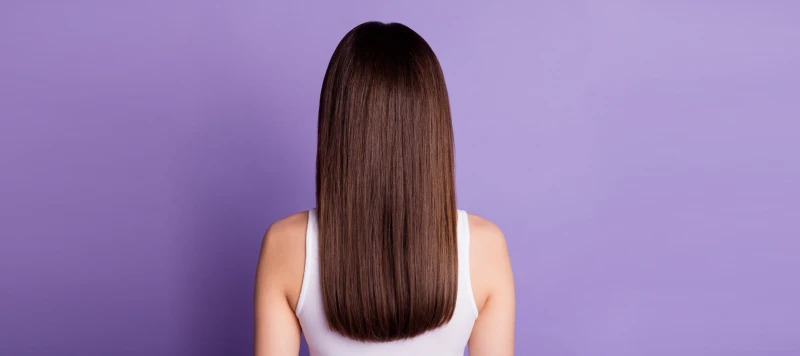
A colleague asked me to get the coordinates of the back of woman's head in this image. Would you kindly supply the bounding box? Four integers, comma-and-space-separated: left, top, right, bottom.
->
316, 22, 457, 342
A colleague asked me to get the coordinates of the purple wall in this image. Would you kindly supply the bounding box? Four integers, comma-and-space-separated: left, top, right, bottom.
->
1, 1, 798, 355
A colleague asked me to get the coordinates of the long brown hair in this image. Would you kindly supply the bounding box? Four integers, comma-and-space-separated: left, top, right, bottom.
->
315, 22, 457, 342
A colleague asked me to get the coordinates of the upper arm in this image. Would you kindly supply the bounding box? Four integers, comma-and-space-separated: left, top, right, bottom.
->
467, 215, 515, 356
254, 214, 306, 356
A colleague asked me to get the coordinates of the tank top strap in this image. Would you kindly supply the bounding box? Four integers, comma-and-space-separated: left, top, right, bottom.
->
295, 208, 318, 315
457, 210, 480, 318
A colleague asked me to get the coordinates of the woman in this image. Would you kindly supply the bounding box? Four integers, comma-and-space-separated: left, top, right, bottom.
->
254, 22, 515, 355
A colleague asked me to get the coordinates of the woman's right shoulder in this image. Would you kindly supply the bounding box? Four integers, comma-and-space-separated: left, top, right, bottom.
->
467, 213, 514, 314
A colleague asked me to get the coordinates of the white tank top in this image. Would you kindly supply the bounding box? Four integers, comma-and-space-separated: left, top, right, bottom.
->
296, 209, 479, 356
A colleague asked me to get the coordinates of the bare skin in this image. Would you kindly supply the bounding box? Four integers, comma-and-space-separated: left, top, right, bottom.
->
254, 212, 515, 356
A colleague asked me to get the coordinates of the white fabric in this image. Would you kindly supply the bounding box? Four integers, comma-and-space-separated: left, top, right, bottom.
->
296, 209, 478, 356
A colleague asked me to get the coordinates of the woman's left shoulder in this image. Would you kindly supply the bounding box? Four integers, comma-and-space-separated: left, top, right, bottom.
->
257, 211, 309, 311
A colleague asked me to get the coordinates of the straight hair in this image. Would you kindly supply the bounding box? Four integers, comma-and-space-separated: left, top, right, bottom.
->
315, 21, 457, 342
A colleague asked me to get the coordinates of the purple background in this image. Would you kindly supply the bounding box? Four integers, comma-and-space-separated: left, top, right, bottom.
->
1, 1, 799, 355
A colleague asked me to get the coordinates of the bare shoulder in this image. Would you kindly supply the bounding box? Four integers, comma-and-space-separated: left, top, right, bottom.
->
264, 211, 308, 242
261, 211, 308, 263
257, 211, 308, 311
468, 214, 504, 241
467, 213, 513, 313
468, 214, 508, 263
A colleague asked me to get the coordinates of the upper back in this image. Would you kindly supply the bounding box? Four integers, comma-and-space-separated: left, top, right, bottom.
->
293, 209, 476, 356
263, 209, 510, 355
